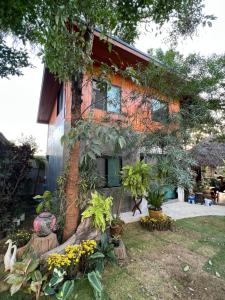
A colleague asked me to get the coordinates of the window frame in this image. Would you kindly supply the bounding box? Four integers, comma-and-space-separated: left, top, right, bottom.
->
151, 98, 169, 123
96, 156, 122, 188
92, 79, 121, 114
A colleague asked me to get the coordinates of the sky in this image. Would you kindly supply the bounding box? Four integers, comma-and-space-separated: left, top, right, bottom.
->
0, 0, 224, 154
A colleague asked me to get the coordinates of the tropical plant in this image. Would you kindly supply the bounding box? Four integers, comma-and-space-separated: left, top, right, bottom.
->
33, 191, 53, 214
87, 271, 103, 300
81, 191, 113, 232
44, 268, 74, 300
5, 255, 46, 299
121, 160, 151, 199
147, 189, 165, 211
87, 233, 116, 274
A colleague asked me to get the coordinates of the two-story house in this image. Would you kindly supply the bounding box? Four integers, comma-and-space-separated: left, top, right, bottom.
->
37, 30, 180, 213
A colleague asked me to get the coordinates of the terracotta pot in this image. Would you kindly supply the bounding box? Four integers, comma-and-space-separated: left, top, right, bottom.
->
148, 209, 163, 219
33, 212, 56, 237
110, 224, 124, 237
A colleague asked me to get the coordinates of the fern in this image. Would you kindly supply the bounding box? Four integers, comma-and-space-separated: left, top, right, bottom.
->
81, 191, 113, 232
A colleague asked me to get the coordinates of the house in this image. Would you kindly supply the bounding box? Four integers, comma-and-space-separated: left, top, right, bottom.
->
37, 30, 180, 212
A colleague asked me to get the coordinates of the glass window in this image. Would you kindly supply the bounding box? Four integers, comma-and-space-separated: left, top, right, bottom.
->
96, 156, 122, 188
92, 80, 121, 113
151, 99, 169, 123
57, 85, 64, 116
107, 85, 121, 113
92, 80, 106, 110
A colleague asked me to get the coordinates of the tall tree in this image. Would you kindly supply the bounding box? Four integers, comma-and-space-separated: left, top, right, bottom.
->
0, 0, 216, 239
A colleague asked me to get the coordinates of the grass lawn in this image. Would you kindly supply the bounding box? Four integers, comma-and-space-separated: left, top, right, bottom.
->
1, 216, 225, 299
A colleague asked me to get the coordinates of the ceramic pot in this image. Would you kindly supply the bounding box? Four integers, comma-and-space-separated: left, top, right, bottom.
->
148, 209, 163, 219
33, 212, 56, 237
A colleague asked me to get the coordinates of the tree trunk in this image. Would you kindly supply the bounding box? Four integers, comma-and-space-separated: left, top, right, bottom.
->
63, 27, 94, 241
63, 75, 83, 241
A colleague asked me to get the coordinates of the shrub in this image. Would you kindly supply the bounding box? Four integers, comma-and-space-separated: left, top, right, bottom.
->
8, 230, 31, 248
81, 191, 113, 232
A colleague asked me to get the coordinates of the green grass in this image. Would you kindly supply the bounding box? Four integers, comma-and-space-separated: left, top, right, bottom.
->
1, 216, 225, 299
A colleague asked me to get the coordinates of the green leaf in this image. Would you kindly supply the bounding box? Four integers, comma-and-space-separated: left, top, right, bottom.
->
89, 252, 105, 259
26, 259, 40, 274
49, 268, 65, 287
44, 285, 56, 296
87, 271, 103, 298
10, 282, 23, 295
56, 280, 74, 300
31, 270, 42, 282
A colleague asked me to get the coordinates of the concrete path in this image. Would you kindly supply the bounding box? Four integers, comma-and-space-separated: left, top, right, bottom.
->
120, 200, 225, 223
163, 201, 225, 220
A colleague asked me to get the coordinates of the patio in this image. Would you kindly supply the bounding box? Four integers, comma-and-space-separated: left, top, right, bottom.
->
120, 200, 225, 223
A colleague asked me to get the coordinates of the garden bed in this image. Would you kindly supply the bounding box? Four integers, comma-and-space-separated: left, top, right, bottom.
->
1, 216, 225, 299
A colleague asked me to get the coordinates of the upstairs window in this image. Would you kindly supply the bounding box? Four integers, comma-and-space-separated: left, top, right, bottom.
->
92, 80, 121, 113
151, 99, 169, 123
96, 156, 122, 188
57, 84, 64, 116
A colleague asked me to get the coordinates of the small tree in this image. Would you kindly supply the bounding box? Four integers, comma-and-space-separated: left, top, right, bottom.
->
121, 160, 151, 214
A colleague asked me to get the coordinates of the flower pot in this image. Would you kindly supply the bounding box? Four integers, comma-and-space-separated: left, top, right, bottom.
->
33, 212, 56, 237
148, 209, 163, 219
110, 224, 124, 237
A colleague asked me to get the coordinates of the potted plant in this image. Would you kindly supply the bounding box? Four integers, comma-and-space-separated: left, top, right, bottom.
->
146, 188, 165, 218
111, 235, 121, 247
121, 160, 151, 215
33, 190, 53, 214
110, 217, 125, 236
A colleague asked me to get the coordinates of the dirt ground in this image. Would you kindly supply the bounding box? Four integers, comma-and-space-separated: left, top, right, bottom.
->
104, 217, 225, 300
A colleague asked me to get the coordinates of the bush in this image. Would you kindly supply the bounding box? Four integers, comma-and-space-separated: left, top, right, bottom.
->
8, 230, 31, 248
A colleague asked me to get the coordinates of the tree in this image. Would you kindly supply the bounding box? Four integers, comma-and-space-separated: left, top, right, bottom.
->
142, 48, 225, 145
0, 0, 216, 239
0, 138, 35, 233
